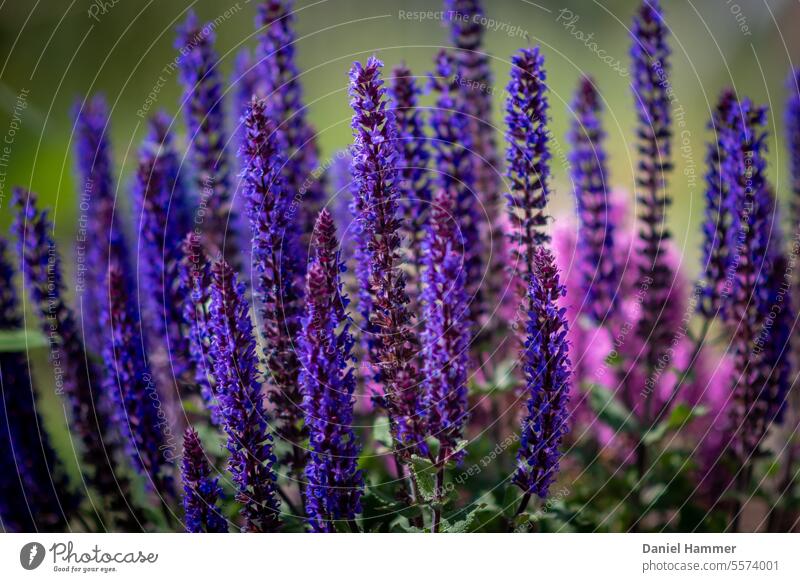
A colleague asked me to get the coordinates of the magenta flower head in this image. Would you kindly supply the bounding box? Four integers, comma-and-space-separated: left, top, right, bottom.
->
207, 258, 282, 532
300, 210, 364, 532
0, 237, 76, 532
421, 189, 470, 460
181, 426, 227, 533
176, 10, 236, 263
505, 47, 552, 293
568, 76, 617, 322
257, 0, 325, 243
513, 247, 571, 499
12, 188, 136, 525
72, 94, 128, 352
349, 56, 425, 454
239, 96, 307, 473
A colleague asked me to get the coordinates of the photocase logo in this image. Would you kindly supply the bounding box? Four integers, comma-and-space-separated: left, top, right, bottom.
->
20, 542, 46, 570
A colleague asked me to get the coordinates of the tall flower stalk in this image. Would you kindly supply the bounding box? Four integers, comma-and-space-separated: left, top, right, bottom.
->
300, 210, 363, 532
181, 426, 227, 533
239, 97, 307, 481
513, 247, 571, 507
176, 10, 237, 264
568, 76, 617, 322
12, 188, 138, 528
350, 57, 426, 456
207, 259, 282, 532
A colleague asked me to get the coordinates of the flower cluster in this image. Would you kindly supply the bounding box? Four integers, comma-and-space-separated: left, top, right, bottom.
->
181, 426, 227, 533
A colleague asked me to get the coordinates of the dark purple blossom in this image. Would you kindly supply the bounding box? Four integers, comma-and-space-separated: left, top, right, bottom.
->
176, 10, 237, 264
350, 56, 425, 455
505, 47, 552, 295
72, 95, 128, 352
0, 237, 76, 532
207, 259, 281, 532
788, 69, 800, 226
257, 0, 325, 245
430, 50, 484, 326
513, 247, 571, 499
12, 188, 138, 527
181, 426, 227, 533
421, 189, 470, 459
239, 96, 307, 476
300, 210, 363, 532
568, 76, 617, 322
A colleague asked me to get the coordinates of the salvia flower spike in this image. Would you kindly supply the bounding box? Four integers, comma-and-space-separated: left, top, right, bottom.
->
181, 426, 227, 533
513, 247, 571, 500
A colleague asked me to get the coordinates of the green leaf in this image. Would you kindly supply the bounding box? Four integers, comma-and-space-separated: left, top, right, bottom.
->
442, 503, 488, 533
372, 415, 392, 448
411, 455, 437, 503
587, 384, 639, 434
643, 403, 708, 445
0, 328, 49, 352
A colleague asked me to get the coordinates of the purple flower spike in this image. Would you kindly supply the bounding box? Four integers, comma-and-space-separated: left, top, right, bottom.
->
513, 247, 571, 499
421, 189, 470, 459
257, 0, 325, 245
12, 188, 137, 526
430, 50, 484, 326
505, 47, 552, 295
389, 64, 432, 298
133, 112, 193, 389
0, 237, 76, 532
349, 56, 425, 455
181, 426, 227, 533
787, 69, 800, 225
102, 258, 173, 495
568, 76, 617, 322
72, 94, 128, 352
300, 210, 364, 532
698, 89, 739, 319
207, 259, 282, 532
176, 10, 237, 264
240, 97, 307, 474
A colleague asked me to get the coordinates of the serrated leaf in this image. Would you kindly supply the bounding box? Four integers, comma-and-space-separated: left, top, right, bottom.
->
442, 503, 487, 533
0, 328, 49, 352
411, 455, 437, 502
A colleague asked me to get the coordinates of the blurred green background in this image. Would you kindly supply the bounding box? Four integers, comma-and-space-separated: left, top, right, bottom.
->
1, 0, 799, 263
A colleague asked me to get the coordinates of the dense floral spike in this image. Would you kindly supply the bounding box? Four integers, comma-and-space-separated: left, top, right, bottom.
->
568, 76, 617, 322
257, 0, 325, 246
513, 247, 571, 499
698, 89, 738, 319
181, 426, 227, 533
389, 64, 432, 299
72, 95, 128, 352
788, 69, 800, 222
0, 237, 75, 532
207, 259, 281, 532
102, 253, 174, 495
12, 188, 138, 527
133, 112, 193, 389
240, 97, 307, 473
300, 210, 363, 532
176, 10, 237, 264
421, 189, 470, 458
505, 47, 552, 295
350, 57, 425, 454
629, 0, 675, 422
430, 50, 484, 325
444, 0, 501, 216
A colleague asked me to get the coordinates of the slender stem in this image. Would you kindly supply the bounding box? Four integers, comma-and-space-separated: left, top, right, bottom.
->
514, 492, 532, 518
432, 450, 446, 533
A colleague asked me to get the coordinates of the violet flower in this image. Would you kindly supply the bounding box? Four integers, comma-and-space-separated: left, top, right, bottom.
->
257, 0, 325, 245
181, 426, 227, 533
513, 247, 571, 499
788, 69, 800, 226
12, 188, 138, 527
101, 251, 174, 495
176, 10, 237, 264
72, 95, 128, 352
568, 76, 617, 322
300, 210, 363, 532
239, 96, 307, 475
421, 189, 470, 459
430, 50, 484, 326
207, 259, 281, 532
0, 237, 76, 532
505, 47, 552, 296
350, 56, 425, 454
